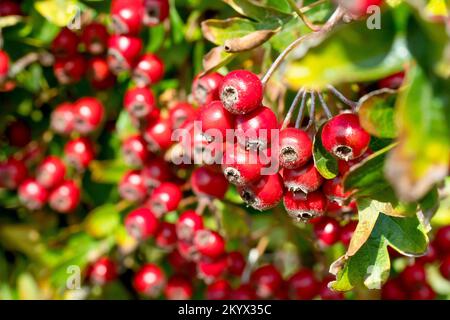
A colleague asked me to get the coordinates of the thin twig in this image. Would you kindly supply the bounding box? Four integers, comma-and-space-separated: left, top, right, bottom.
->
241, 236, 269, 283
317, 91, 333, 119
295, 90, 308, 128
287, 0, 321, 31
306, 91, 316, 130
281, 88, 304, 130
327, 85, 358, 110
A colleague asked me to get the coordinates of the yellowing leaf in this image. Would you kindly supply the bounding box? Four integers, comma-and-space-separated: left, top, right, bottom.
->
35, 0, 79, 27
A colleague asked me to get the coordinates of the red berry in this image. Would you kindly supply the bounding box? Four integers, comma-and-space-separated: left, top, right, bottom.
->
222, 143, 265, 186
87, 57, 115, 90
238, 173, 284, 211
64, 138, 95, 170
287, 269, 319, 300
250, 265, 283, 299
177, 240, 200, 261
381, 279, 407, 300
107, 35, 143, 74
439, 254, 450, 280
169, 102, 197, 129
318, 276, 344, 300
194, 229, 225, 259
313, 217, 341, 246
6, 120, 31, 148
227, 251, 246, 277
121, 135, 150, 167
410, 283, 436, 300
49, 180, 80, 213
164, 274, 193, 300
338, 0, 383, 17
133, 53, 164, 87
87, 257, 118, 285
229, 284, 257, 300
124, 87, 157, 119
176, 210, 204, 241
125, 207, 159, 240
81, 22, 109, 55
340, 220, 358, 247
73, 97, 104, 135
141, 157, 172, 189
378, 71, 405, 89
144, 117, 173, 152
197, 255, 228, 282
155, 221, 177, 249
191, 166, 229, 199
400, 263, 427, 290
323, 176, 352, 203
0, 157, 27, 189
235, 106, 278, 150
0, 50, 10, 82
283, 190, 327, 221
279, 128, 313, 169
322, 113, 371, 161
36, 156, 66, 189
435, 226, 450, 254
168, 249, 196, 273
119, 170, 147, 202
283, 162, 324, 193
143, 0, 170, 26
206, 279, 231, 300
18, 179, 48, 210
53, 54, 87, 84
148, 182, 182, 216
0, 0, 22, 16
51, 28, 79, 57
220, 70, 263, 115
133, 263, 166, 297
192, 72, 224, 106
111, 0, 144, 35
199, 100, 235, 138
51, 102, 75, 135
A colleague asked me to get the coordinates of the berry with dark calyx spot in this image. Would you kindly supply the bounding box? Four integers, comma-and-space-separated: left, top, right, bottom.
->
313, 217, 341, 246
220, 70, 263, 115
250, 265, 283, 299
169, 102, 197, 129
51, 102, 75, 135
133, 263, 166, 297
238, 173, 284, 211
111, 0, 144, 35
164, 274, 193, 300
51, 28, 80, 57
81, 22, 109, 55
73, 97, 105, 135
194, 229, 225, 259
87, 57, 116, 90
206, 279, 231, 300
439, 255, 450, 280
435, 226, 450, 254
118, 170, 147, 203
378, 71, 405, 89
229, 284, 257, 300
192, 72, 224, 106
141, 157, 172, 189
340, 220, 358, 247
0, 0, 23, 16
381, 279, 407, 300
121, 134, 149, 167
107, 35, 143, 74
18, 179, 48, 210
49, 180, 80, 213
199, 100, 235, 139
400, 263, 427, 290
410, 284, 436, 300
155, 221, 177, 249
144, 117, 173, 152
133, 53, 164, 87
323, 176, 352, 203
227, 251, 246, 277
143, 0, 170, 26
235, 106, 278, 150
222, 143, 265, 186
279, 128, 313, 169
53, 54, 87, 85
191, 166, 229, 199
124, 87, 156, 119
177, 240, 200, 261
283, 190, 327, 222
176, 210, 204, 241
282, 162, 324, 193
125, 207, 159, 240
6, 120, 31, 148
64, 137, 95, 170
148, 182, 182, 216
319, 276, 344, 300
36, 156, 66, 189
87, 257, 118, 285
0, 157, 27, 189
321, 113, 371, 161
0, 50, 10, 83
197, 255, 228, 282
287, 268, 319, 300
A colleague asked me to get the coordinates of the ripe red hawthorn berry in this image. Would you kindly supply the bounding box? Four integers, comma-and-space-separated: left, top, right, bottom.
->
0, 157, 27, 189
133, 263, 166, 297
18, 179, 48, 210
417, 242, 438, 265
133, 53, 165, 87
321, 113, 371, 161
168, 249, 196, 274
206, 279, 231, 300
125, 207, 159, 240
81, 22, 109, 55
177, 240, 200, 261
107, 35, 143, 74
53, 54, 87, 85
51, 102, 75, 135
220, 70, 263, 115
64, 138, 96, 170
227, 251, 246, 277
378, 71, 405, 89
0, 50, 10, 83
283, 190, 327, 221
6, 120, 31, 148
168, 102, 197, 129
141, 157, 172, 189
87, 57, 116, 90
340, 220, 358, 247
282, 162, 324, 194
323, 176, 352, 203
121, 134, 150, 167
49, 180, 81, 213
143, 0, 170, 26
199, 100, 235, 139
87, 257, 118, 285
197, 255, 228, 282
73, 97, 105, 135
164, 274, 193, 300
194, 230, 225, 259
124, 87, 157, 119
313, 217, 341, 246
0, 0, 23, 16
176, 210, 204, 241
229, 284, 257, 300
119, 170, 147, 203
235, 106, 279, 150
148, 182, 182, 216
381, 278, 407, 300
250, 265, 283, 299
287, 269, 319, 300
400, 263, 427, 290
51, 28, 80, 58
191, 166, 229, 199
36, 156, 66, 189
410, 284, 436, 300
111, 0, 144, 35
439, 255, 450, 280
238, 173, 284, 211
435, 226, 450, 254
192, 72, 224, 106
279, 128, 313, 169
155, 221, 177, 249
144, 117, 173, 152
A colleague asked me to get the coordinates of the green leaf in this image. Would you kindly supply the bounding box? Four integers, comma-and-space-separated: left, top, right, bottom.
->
34, 0, 80, 27
84, 204, 121, 238
90, 160, 129, 184
17, 273, 42, 300
202, 46, 236, 74
216, 200, 250, 238
115, 110, 138, 141
313, 124, 338, 179
223, 0, 291, 23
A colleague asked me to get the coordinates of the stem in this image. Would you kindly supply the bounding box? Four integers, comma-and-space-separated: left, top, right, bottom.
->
281, 88, 304, 130
317, 91, 333, 119
295, 90, 308, 128
287, 0, 321, 31
241, 236, 269, 284
306, 91, 316, 130
327, 85, 358, 110
9, 51, 54, 77
195, 197, 209, 215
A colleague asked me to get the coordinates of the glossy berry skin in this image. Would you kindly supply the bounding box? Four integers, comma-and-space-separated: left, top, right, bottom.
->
164, 274, 193, 300
313, 217, 341, 246
235, 106, 278, 150
220, 70, 263, 115
177, 240, 200, 261
194, 230, 225, 259
199, 100, 235, 138
206, 279, 231, 300
279, 128, 313, 169
378, 71, 405, 89
36, 156, 66, 189
322, 113, 371, 161
143, 0, 170, 26
227, 251, 246, 277
169, 102, 197, 129
435, 226, 450, 254
191, 166, 229, 199
197, 255, 228, 282
222, 143, 265, 186
0, 157, 27, 189
155, 222, 177, 249
144, 117, 173, 152
0, 50, 9, 82
283, 190, 327, 222
168, 249, 196, 274
73, 97, 104, 135
238, 173, 284, 211
287, 269, 319, 300
121, 135, 149, 167
148, 182, 182, 216
107, 35, 143, 74
381, 279, 407, 300
5, 120, 31, 148
340, 220, 358, 247
81, 23, 109, 55
192, 72, 224, 106
49, 180, 80, 213
87, 57, 116, 90
18, 179, 48, 210
439, 255, 450, 280
64, 138, 95, 170
229, 284, 257, 300
400, 263, 427, 290
337, 0, 383, 17
323, 176, 352, 203
133, 263, 166, 298
125, 207, 159, 240
124, 87, 156, 119
51, 102, 75, 135
111, 0, 144, 35
282, 162, 324, 193
51, 28, 79, 57
141, 157, 172, 189
410, 284, 436, 300
133, 53, 164, 87
87, 257, 118, 285
250, 265, 283, 299
119, 170, 147, 203
53, 54, 87, 85
0, 0, 23, 16
176, 210, 204, 241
